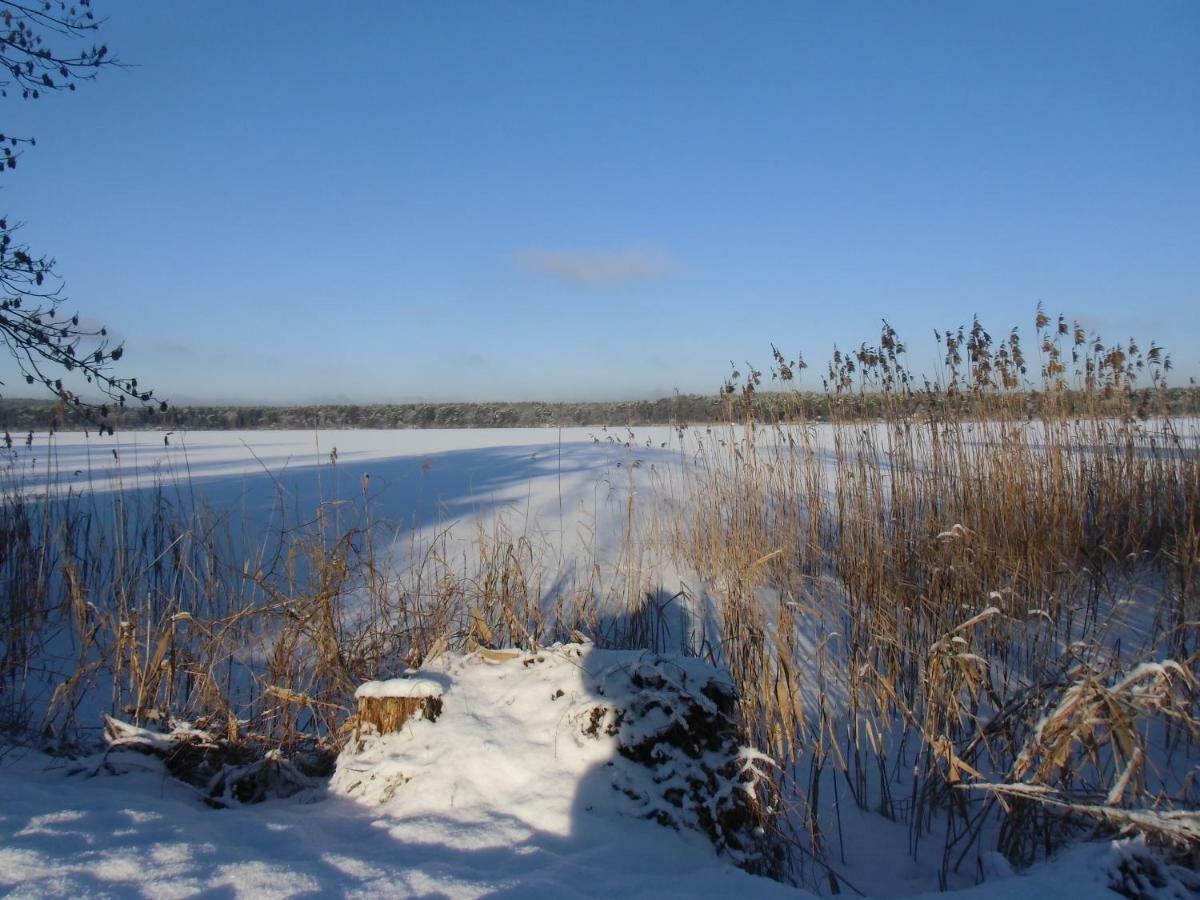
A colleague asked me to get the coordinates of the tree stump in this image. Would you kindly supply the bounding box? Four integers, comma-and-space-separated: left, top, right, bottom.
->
353, 678, 444, 742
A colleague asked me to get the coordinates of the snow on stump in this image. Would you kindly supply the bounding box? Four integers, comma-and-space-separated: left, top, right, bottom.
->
353, 677, 444, 742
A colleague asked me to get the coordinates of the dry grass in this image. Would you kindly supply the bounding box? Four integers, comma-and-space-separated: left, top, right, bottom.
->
0, 449, 660, 753
672, 310, 1199, 882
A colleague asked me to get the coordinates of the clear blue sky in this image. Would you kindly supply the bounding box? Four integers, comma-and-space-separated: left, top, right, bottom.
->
2, 1, 1197, 403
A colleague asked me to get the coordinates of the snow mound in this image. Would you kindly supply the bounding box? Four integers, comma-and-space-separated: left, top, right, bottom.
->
333, 643, 783, 878
1106, 837, 1200, 899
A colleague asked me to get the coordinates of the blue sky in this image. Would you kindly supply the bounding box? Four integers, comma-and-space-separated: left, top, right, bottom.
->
2, 1, 1197, 403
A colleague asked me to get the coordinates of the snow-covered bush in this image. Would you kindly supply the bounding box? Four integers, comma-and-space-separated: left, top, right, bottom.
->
98, 716, 332, 806
575, 656, 786, 878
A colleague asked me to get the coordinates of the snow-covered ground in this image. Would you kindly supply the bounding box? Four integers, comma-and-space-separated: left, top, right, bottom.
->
0, 645, 1147, 899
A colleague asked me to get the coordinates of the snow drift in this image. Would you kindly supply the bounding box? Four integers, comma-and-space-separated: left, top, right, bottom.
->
333, 643, 784, 878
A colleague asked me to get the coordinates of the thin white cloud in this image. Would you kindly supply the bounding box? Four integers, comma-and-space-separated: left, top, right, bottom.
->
516, 248, 675, 285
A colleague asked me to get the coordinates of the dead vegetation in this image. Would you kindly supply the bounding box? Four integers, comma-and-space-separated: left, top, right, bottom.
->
677, 309, 1200, 884
98, 715, 334, 807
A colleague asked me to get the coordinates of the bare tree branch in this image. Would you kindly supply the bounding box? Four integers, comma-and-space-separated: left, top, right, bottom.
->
0, 0, 160, 431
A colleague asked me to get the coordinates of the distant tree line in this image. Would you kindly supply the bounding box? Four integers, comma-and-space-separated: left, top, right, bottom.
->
3, 387, 1198, 434
0, 395, 728, 432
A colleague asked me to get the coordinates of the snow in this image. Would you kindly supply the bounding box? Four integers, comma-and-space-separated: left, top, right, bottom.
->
1, 644, 809, 899
0, 643, 1155, 899
354, 676, 445, 699
1, 426, 691, 576
337, 646, 784, 875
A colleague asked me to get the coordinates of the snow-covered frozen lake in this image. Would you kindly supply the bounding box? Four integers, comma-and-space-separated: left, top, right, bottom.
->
3, 426, 701, 567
